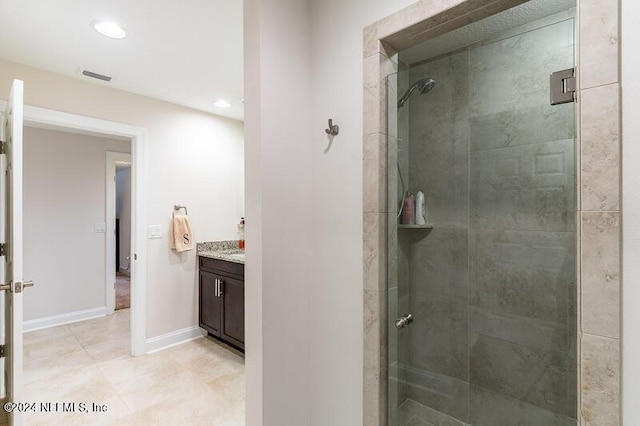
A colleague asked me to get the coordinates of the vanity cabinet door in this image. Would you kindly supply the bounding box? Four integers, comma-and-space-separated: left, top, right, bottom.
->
220, 276, 245, 350
199, 270, 222, 336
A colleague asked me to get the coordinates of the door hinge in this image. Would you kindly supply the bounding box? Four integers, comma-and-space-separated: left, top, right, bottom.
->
0, 243, 6, 256
550, 67, 576, 105
0, 140, 5, 154
0, 345, 4, 358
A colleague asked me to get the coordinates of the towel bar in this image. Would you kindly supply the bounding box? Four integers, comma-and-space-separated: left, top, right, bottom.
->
174, 205, 188, 215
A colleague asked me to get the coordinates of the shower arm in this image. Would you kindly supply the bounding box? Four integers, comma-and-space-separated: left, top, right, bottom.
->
398, 85, 419, 108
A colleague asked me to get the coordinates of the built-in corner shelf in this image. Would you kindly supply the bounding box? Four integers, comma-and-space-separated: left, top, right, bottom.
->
398, 223, 434, 229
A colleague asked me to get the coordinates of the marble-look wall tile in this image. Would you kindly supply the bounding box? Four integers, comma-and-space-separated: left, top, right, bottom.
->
408, 296, 468, 382
469, 104, 575, 152
364, 24, 381, 59
405, 371, 469, 422
399, 397, 467, 426
581, 333, 619, 425
364, 289, 388, 373
364, 367, 386, 426
470, 385, 576, 426
409, 227, 468, 302
579, 0, 619, 89
580, 84, 620, 211
470, 229, 575, 323
364, 133, 388, 214
581, 212, 620, 339
364, 213, 387, 293
469, 19, 574, 118
469, 306, 569, 354
470, 334, 568, 415
470, 139, 576, 233
364, 23, 398, 59
364, 53, 398, 136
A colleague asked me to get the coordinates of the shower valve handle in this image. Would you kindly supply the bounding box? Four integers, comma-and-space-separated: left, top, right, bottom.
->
395, 313, 413, 329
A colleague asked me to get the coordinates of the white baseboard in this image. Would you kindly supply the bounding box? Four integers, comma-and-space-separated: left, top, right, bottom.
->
145, 326, 205, 354
23, 307, 108, 332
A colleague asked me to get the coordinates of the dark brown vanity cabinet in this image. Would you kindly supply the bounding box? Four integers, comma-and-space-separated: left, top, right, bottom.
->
199, 257, 245, 350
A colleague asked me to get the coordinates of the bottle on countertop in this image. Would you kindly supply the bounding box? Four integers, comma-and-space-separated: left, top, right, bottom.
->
238, 217, 245, 250
401, 192, 415, 225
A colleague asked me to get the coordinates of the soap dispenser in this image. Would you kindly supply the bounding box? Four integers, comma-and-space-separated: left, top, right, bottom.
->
238, 217, 245, 250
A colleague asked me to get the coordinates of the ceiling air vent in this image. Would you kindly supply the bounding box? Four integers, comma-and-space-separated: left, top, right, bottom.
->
81, 70, 112, 82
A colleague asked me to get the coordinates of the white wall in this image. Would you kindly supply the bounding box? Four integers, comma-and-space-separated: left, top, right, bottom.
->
307, 1, 416, 424
621, 0, 640, 421
0, 59, 245, 339
244, 0, 416, 424
244, 0, 314, 424
23, 127, 130, 320
116, 166, 132, 273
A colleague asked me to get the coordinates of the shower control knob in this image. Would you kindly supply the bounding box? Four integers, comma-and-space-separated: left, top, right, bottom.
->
395, 313, 413, 329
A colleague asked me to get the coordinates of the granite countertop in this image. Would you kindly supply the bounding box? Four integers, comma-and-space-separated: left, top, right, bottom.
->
197, 240, 245, 264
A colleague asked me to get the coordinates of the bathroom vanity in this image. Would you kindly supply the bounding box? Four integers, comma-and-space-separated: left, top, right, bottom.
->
198, 242, 245, 351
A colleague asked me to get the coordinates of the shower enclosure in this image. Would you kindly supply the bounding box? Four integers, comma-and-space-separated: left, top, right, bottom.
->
387, 3, 577, 425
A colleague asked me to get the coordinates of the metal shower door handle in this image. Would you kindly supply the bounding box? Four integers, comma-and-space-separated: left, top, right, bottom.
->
395, 313, 413, 329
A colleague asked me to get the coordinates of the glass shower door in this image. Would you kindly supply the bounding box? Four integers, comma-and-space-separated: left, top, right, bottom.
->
387, 9, 576, 426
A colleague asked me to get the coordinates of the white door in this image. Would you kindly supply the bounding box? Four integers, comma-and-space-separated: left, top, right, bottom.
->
1, 79, 26, 426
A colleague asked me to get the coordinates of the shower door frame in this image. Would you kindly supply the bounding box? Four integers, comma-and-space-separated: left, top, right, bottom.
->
362, 0, 622, 425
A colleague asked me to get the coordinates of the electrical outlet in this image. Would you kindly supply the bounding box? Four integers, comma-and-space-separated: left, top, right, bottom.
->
94, 223, 106, 233
148, 225, 162, 239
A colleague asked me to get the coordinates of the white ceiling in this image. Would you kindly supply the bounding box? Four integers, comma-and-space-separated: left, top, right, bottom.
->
0, 0, 244, 121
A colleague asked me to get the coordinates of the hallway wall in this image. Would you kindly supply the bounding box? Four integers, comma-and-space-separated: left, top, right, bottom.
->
23, 126, 130, 321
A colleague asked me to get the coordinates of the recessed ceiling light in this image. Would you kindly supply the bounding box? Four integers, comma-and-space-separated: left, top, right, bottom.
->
214, 99, 231, 108
92, 21, 127, 39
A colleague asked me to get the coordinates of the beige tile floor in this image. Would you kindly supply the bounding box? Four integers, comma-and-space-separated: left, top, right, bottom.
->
22, 309, 245, 425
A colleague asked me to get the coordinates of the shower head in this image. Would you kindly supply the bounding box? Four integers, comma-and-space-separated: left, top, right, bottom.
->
397, 77, 436, 109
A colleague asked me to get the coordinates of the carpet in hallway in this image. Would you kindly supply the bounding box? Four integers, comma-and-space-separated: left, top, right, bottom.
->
116, 272, 130, 310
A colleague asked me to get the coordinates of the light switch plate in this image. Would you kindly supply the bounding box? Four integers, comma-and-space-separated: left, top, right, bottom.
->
148, 225, 162, 239
94, 223, 106, 233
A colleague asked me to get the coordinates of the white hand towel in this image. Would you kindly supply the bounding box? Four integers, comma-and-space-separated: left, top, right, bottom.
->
172, 214, 194, 252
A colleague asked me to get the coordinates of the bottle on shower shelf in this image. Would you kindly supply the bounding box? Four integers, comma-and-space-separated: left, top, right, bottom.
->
401, 192, 415, 225
415, 191, 426, 225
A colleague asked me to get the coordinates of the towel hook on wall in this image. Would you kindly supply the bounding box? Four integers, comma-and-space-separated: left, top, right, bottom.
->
325, 119, 339, 136
174, 205, 188, 216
